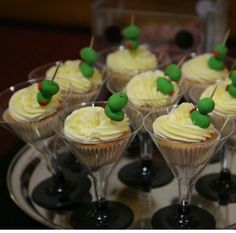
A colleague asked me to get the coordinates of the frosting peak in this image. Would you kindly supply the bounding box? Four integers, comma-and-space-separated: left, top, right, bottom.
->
153, 103, 218, 142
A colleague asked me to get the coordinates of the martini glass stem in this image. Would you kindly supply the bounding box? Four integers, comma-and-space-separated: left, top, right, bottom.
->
178, 178, 193, 228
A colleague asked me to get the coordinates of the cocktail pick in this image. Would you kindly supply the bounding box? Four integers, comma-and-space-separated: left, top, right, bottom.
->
37, 61, 61, 106
104, 92, 128, 121
79, 36, 98, 78
123, 15, 140, 51
208, 29, 230, 70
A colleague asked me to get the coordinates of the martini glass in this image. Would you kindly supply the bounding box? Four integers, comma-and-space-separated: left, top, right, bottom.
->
144, 107, 235, 229
0, 78, 91, 210
28, 61, 107, 175
106, 77, 186, 190
54, 101, 143, 229
189, 85, 236, 203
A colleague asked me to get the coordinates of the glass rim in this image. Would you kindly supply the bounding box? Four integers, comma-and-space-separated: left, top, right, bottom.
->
0, 77, 71, 123
144, 108, 235, 146
54, 101, 144, 144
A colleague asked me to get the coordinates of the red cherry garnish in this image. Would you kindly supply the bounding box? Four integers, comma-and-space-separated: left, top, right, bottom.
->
38, 82, 42, 91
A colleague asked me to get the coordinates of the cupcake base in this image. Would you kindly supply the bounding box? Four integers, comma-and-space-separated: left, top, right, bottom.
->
151, 204, 216, 229
70, 200, 134, 229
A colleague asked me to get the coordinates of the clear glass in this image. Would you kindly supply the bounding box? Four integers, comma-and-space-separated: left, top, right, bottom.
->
106, 75, 187, 190
54, 101, 143, 228
144, 107, 235, 229
0, 78, 81, 210
28, 60, 108, 106
189, 84, 236, 204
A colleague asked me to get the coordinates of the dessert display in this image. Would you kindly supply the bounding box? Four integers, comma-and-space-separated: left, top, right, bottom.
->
181, 43, 230, 96
54, 93, 143, 229
189, 71, 236, 203
104, 23, 158, 92
144, 99, 234, 229
64, 94, 130, 168
29, 43, 104, 106
3, 79, 64, 142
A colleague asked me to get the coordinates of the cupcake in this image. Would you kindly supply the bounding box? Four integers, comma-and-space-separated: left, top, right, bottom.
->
152, 102, 220, 167
125, 69, 182, 116
63, 94, 132, 168
104, 23, 158, 91
45, 60, 103, 105
3, 79, 68, 142
181, 44, 230, 97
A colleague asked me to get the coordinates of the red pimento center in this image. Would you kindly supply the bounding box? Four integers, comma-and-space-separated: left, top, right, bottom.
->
169, 92, 174, 96
38, 82, 42, 91
126, 42, 132, 49
39, 100, 47, 106
164, 64, 170, 69
213, 50, 219, 57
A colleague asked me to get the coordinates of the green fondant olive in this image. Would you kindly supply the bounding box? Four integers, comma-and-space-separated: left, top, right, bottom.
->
165, 64, 182, 82
197, 97, 215, 114
213, 44, 228, 59
156, 77, 174, 95
108, 92, 128, 112
123, 25, 141, 39
228, 84, 236, 97
230, 70, 236, 86
104, 105, 125, 121
80, 47, 98, 65
126, 39, 139, 50
208, 56, 224, 71
37, 92, 51, 106
191, 110, 210, 129
38, 80, 59, 97
80, 62, 94, 78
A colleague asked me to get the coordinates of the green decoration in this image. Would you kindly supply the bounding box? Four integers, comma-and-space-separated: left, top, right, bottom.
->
228, 84, 236, 97
37, 92, 52, 106
156, 77, 174, 95
191, 110, 211, 129
38, 80, 59, 97
125, 39, 139, 50
123, 25, 141, 39
230, 70, 236, 86
197, 97, 215, 114
208, 56, 224, 71
165, 64, 182, 82
104, 105, 125, 122
80, 47, 98, 65
108, 92, 128, 112
213, 44, 228, 59
80, 62, 94, 78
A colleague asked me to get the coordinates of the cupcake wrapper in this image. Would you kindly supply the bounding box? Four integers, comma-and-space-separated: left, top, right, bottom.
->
3, 109, 62, 143
67, 133, 130, 168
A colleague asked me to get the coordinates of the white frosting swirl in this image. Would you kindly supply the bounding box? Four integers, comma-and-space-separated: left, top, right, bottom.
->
46, 60, 102, 93
182, 54, 229, 83
64, 106, 129, 143
201, 80, 236, 118
126, 70, 179, 108
8, 84, 60, 122
106, 45, 158, 76
153, 103, 218, 142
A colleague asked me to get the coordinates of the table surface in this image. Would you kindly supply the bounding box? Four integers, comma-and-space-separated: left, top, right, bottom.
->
1, 22, 236, 229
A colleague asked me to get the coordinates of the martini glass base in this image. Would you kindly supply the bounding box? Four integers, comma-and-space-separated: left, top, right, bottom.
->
118, 160, 174, 190
31, 172, 91, 210
70, 201, 134, 229
195, 173, 236, 203
151, 204, 216, 229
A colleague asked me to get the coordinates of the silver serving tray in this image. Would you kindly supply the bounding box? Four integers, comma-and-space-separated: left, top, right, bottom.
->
7, 144, 236, 229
